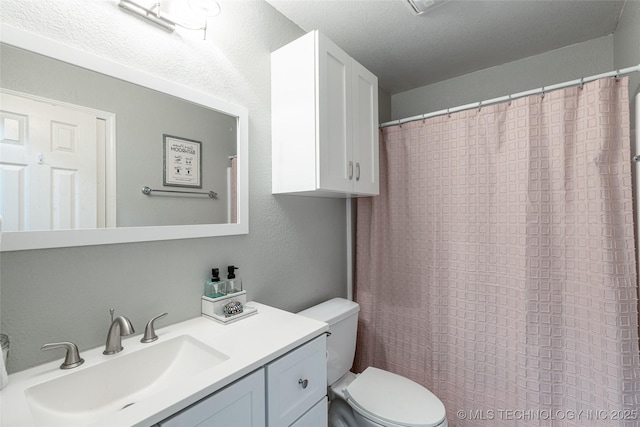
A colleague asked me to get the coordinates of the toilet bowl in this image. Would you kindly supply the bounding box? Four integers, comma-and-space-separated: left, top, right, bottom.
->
298, 298, 447, 427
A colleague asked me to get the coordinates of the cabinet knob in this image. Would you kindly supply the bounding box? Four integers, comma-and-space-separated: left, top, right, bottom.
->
348, 161, 354, 180
298, 378, 309, 389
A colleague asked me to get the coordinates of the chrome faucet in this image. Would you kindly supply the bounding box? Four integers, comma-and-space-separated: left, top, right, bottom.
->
141, 312, 168, 343
41, 341, 84, 369
103, 308, 135, 355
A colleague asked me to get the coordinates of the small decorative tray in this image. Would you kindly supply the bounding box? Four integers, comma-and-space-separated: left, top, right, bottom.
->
201, 290, 258, 324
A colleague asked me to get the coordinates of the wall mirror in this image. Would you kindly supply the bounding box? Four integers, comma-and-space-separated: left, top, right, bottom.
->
0, 25, 248, 251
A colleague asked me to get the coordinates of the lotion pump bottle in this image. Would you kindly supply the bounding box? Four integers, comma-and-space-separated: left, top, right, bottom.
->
205, 268, 226, 298
226, 265, 242, 294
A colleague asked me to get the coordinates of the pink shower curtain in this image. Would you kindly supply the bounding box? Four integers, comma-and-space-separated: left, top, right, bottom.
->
355, 77, 640, 426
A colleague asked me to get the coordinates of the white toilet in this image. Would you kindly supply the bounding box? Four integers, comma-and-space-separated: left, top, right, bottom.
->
298, 298, 447, 427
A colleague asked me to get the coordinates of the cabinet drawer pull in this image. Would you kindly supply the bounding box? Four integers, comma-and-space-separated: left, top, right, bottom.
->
356, 162, 360, 181
348, 161, 354, 180
298, 378, 309, 389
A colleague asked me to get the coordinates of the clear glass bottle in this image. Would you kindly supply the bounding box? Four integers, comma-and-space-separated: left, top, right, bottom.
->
205, 268, 226, 298
226, 265, 242, 294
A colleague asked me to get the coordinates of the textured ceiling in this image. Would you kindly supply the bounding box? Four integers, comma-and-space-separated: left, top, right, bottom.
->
265, 0, 625, 94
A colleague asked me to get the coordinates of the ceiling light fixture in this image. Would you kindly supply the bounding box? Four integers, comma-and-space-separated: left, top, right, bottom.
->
118, 0, 220, 38
405, 0, 448, 15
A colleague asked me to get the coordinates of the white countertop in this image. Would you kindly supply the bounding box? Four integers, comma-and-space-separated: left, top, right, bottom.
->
0, 302, 328, 427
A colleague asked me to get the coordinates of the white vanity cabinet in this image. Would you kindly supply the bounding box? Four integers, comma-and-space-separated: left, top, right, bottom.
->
1, 304, 329, 427
272, 30, 379, 197
156, 334, 327, 427
158, 369, 266, 427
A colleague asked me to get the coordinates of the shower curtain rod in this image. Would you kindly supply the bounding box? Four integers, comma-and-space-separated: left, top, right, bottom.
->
380, 64, 640, 129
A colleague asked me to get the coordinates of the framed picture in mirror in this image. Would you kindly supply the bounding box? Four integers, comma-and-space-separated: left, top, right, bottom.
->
163, 135, 202, 188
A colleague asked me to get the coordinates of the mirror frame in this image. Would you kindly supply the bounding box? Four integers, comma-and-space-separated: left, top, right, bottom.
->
0, 24, 249, 251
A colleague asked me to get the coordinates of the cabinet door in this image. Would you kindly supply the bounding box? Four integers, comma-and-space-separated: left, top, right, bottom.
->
352, 60, 379, 196
159, 369, 265, 427
271, 31, 317, 194
290, 397, 328, 427
266, 335, 327, 427
317, 32, 353, 193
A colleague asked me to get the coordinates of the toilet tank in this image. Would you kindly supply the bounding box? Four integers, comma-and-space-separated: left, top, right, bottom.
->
297, 298, 360, 385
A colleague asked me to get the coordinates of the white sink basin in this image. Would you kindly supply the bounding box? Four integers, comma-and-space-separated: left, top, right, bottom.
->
24, 335, 229, 426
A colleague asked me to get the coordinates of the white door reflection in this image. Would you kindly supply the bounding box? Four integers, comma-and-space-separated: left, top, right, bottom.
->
0, 90, 115, 232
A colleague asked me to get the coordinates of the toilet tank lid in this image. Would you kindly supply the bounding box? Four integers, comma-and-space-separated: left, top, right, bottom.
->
297, 297, 360, 325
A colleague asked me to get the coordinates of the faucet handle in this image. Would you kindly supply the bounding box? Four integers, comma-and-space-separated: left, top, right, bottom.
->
141, 312, 168, 343
41, 341, 85, 370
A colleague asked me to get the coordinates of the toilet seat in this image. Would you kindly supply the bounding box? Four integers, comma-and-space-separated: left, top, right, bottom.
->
344, 367, 446, 427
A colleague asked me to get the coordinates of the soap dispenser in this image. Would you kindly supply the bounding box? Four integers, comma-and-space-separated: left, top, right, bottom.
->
205, 268, 226, 298
226, 265, 242, 294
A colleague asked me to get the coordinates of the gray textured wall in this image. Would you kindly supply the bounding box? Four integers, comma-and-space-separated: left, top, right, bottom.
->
378, 86, 392, 124
391, 35, 615, 121
0, 0, 347, 373
614, 0, 640, 136
391, 1, 639, 133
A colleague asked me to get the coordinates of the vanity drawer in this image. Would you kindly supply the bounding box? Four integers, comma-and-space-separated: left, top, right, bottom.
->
266, 335, 327, 426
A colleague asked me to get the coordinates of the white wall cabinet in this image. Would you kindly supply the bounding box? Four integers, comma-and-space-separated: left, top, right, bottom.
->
272, 31, 379, 197
156, 334, 327, 427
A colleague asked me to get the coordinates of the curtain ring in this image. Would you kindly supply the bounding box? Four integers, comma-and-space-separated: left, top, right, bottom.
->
615, 70, 621, 82
579, 77, 584, 90
422, 114, 426, 123
447, 108, 451, 118
541, 86, 545, 99
507, 94, 512, 106
478, 101, 482, 112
